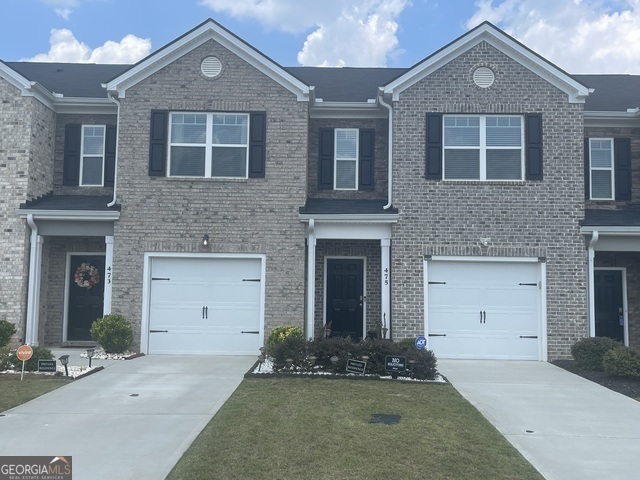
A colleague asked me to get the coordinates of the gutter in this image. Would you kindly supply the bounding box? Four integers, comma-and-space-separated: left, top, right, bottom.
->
587, 231, 599, 338
378, 91, 393, 210
107, 93, 121, 207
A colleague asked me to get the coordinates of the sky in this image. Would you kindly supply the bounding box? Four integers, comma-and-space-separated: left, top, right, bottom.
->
1, 0, 640, 73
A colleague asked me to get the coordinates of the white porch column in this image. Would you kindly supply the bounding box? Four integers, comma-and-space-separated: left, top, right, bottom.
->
306, 220, 316, 340
587, 231, 599, 337
103, 235, 114, 315
25, 215, 44, 346
381, 238, 391, 339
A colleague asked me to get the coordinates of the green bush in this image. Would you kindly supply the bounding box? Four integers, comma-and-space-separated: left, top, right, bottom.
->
570, 336, 620, 371
266, 325, 303, 349
270, 336, 438, 380
90, 314, 133, 353
603, 347, 640, 377
8, 346, 54, 372
0, 346, 11, 370
0, 320, 16, 348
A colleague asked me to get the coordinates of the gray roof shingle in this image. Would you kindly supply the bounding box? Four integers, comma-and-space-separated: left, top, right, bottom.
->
300, 198, 398, 215
20, 194, 120, 211
581, 209, 640, 227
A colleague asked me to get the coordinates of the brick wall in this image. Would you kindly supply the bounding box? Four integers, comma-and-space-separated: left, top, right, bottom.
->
390, 42, 587, 359
111, 40, 308, 347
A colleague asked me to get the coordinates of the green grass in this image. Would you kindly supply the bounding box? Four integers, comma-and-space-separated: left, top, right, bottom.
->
168, 377, 543, 480
0, 374, 72, 412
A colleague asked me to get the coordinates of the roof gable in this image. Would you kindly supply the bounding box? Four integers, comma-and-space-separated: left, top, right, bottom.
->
106, 18, 310, 101
383, 22, 590, 104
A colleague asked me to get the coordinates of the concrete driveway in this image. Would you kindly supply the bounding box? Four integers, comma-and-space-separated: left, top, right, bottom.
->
438, 360, 640, 480
0, 354, 254, 480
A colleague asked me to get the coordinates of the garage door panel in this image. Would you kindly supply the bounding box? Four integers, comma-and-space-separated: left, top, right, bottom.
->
427, 260, 542, 361
148, 257, 263, 355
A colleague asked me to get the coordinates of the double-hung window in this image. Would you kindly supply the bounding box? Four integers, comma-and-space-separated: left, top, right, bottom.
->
168, 112, 249, 178
589, 138, 614, 200
80, 125, 106, 186
335, 128, 359, 189
443, 115, 524, 180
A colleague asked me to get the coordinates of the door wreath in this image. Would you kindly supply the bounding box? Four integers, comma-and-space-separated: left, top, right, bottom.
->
74, 262, 101, 289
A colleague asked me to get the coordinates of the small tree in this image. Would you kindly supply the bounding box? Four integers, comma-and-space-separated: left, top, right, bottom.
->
90, 314, 133, 354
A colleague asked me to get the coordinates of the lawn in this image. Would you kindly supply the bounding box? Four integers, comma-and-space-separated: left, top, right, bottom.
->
168, 377, 543, 480
0, 374, 72, 412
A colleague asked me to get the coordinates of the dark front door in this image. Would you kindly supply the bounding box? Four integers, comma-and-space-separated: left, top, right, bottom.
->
67, 255, 105, 341
594, 269, 624, 342
326, 259, 364, 340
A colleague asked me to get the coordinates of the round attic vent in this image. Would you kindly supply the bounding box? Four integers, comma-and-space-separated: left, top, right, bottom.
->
201, 56, 222, 78
473, 67, 495, 88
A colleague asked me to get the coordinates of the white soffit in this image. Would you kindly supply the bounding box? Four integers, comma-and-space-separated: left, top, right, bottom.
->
383, 22, 590, 104
105, 19, 310, 101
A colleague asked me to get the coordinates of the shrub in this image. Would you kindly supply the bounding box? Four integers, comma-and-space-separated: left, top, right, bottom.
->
266, 325, 303, 350
570, 336, 620, 371
90, 314, 133, 353
0, 346, 11, 370
8, 346, 54, 372
0, 320, 16, 348
603, 347, 640, 377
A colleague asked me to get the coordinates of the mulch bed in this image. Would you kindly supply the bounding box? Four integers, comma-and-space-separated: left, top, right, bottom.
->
552, 359, 640, 400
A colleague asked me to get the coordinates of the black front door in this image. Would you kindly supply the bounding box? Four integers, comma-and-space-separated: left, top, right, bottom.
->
67, 255, 105, 341
326, 259, 364, 340
594, 269, 624, 342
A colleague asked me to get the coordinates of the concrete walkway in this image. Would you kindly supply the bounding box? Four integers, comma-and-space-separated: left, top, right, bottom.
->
1, 354, 255, 480
438, 360, 640, 480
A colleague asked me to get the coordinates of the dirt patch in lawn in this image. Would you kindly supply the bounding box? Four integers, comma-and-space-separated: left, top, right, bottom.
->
552, 360, 640, 401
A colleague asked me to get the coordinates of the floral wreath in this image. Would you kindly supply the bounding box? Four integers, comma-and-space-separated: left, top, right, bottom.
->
74, 263, 100, 289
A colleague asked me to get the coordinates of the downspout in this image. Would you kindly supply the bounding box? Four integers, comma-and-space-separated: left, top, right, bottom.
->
25, 214, 42, 345
587, 231, 599, 338
107, 93, 120, 207
378, 92, 393, 210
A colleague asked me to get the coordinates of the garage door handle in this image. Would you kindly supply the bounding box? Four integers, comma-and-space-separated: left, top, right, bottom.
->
519, 283, 537, 286
428, 281, 446, 285
241, 331, 259, 334
480, 310, 486, 323
152, 277, 170, 281
150, 330, 168, 333
428, 334, 447, 337
520, 335, 538, 339
243, 278, 261, 282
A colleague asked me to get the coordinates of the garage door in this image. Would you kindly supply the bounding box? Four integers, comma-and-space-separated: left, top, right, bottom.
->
148, 256, 263, 355
426, 260, 542, 360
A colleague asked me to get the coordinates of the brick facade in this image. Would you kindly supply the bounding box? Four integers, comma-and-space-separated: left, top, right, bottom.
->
389, 42, 587, 359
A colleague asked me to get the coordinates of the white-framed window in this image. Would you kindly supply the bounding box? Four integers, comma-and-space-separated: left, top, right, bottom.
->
335, 128, 359, 190
589, 138, 614, 200
80, 125, 106, 186
443, 115, 524, 180
168, 112, 249, 178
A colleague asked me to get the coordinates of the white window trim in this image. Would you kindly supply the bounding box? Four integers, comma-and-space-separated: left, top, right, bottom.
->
334, 128, 359, 190
168, 112, 250, 179
79, 125, 106, 187
442, 115, 524, 181
589, 138, 615, 200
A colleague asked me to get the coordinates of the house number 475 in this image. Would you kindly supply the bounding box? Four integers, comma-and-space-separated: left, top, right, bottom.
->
383, 268, 389, 286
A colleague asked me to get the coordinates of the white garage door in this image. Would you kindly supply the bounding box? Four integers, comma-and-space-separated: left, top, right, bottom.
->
426, 260, 542, 360
148, 256, 263, 355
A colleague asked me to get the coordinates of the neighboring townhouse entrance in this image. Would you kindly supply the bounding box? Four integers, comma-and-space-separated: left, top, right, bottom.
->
66, 254, 106, 341
145, 255, 264, 355
426, 258, 544, 360
326, 258, 364, 339
594, 269, 625, 342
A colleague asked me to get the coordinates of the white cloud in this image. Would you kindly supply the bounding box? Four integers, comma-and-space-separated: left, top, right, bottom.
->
466, 0, 640, 73
41, 0, 80, 20
199, 0, 410, 66
23, 29, 151, 64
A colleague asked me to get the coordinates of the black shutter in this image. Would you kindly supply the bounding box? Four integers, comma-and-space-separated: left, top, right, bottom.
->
149, 110, 168, 176
249, 112, 266, 178
614, 137, 632, 201
525, 113, 543, 181
359, 129, 375, 190
318, 129, 334, 189
584, 138, 591, 200
63, 124, 81, 186
104, 125, 117, 187
425, 113, 442, 179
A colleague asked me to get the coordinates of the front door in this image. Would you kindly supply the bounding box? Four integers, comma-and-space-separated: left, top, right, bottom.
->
594, 269, 624, 342
67, 255, 105, 341
326, 259, 364, 340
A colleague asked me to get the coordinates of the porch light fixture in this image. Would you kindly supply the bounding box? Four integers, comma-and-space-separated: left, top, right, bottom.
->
86, 348, 95, 368
59, 355, 69, 377
202, 235, 209, 247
